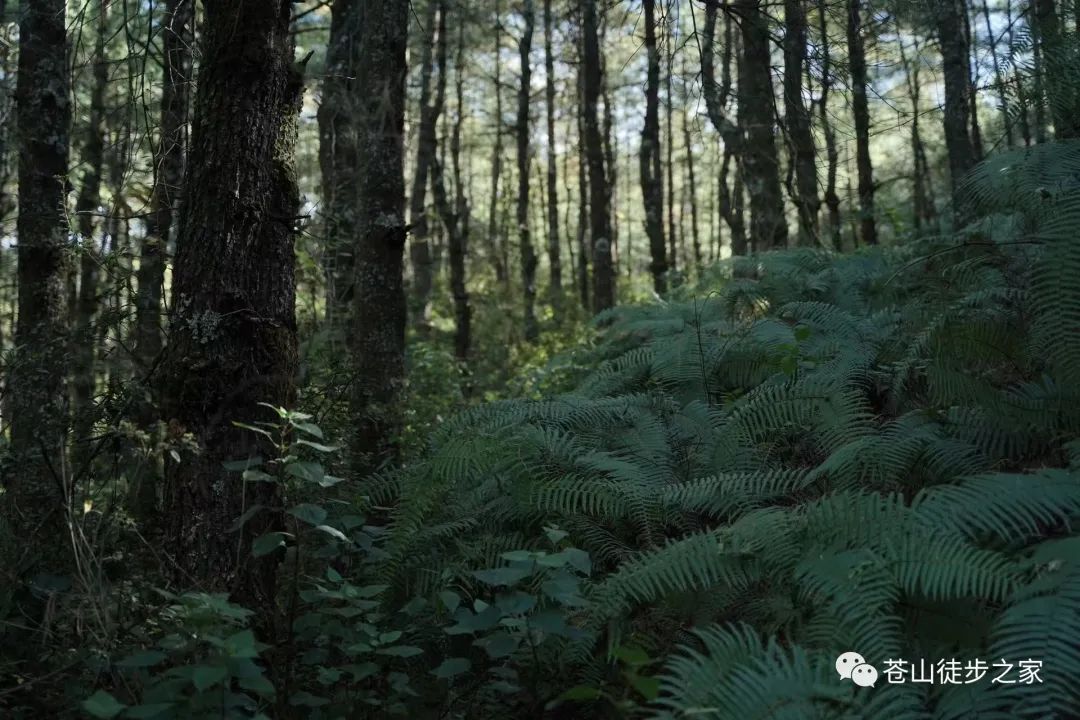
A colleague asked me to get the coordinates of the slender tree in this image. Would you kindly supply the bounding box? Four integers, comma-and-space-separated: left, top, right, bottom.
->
4, 0, 73, 578
517, 0, 539, 341
489, 0, 509, 284
783, 0, 819, 246
408, 0, 440, 333
132, 0, 193, 519
72, 0, 110, 465
847, 0, 877, 245
701, 0, 747, 256
641, 0, 666, 294
582, 0, 614, 311
816, 0, 842, 248
445, 0, 472, 360
575, 44, 591, 311
161, 0, 304, 601
543, 0, 562, 298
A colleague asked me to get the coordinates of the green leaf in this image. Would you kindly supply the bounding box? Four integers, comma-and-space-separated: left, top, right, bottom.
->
326, 567, 342, 583
123, 704, 174, 719
438, 590, 461, 613
315, 525, 349, 543
242, 469, 275, 483
431, 657, 471, 679
376, 645, 424, 658
628, 673, 660, 701
252, 532, 288, 557
116, 650, 167, 668
191, 664, 228, 691
285, 461, 325, 484
238, 674, 275, 698
296, 439, 340, 453
613, 645, 650, 667
224, 629, 261, 658
292, 421, 324, 439
83, 690, 126, 719
544, 526, 569, 545
287, 503, 327, 526
475, 631, 520, 659
472, 565, 532, 586
222, 457, 263, 472
229, 504, 265, 532
558, 685, 602, 701
289, 691, 329, 707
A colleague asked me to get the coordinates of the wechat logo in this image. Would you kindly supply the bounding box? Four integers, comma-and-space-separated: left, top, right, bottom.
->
836, 651, 878, 688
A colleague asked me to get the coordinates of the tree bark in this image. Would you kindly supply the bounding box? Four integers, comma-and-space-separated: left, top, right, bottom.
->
816, 0, 841, 248
161, 0, 303, 603
846, 0, 877, 245
737, 0, 788, 251
575, 51, 590, 311
130, 0, 193, 520
543, 0, 562, 297
936, 0, 978, 211
783, 0, 819, 246
701, 1, 747, 256
345, 0, 409, 476
517, 0, 538, 341
641, 0, 666, 294
408, 0, 440, 333
72, 0, 109, 469
488, 0, 509, 284
582, 0, 613, 312
447, 2, 471, 360
4, 0, 72, 577
899, 35, 936, 232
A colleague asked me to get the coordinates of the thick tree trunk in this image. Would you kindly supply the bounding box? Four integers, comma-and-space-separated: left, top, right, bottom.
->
582, 0, 613, 312
517, 0, 538, 341
161, 0, 303, 603
4, 0, 72, 576
783, 0, 819, 247
737, 0, 788, 251
72, 0, 109, 469
543, 0, 562, 297
641, 0, 666, 294
847, 0, 877, 245
345, 0, 409, 475
408, 0, 440, 333
936, 0, 978, 210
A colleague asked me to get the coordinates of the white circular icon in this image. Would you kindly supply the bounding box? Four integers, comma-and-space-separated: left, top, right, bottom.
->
835, 651, 866, 680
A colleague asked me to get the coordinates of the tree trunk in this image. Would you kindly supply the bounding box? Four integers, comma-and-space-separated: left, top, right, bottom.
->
517, 0, 538, 342
345, 0, 409, 476
72, 0, 109, 469
737, 0, 788, 251
664, 10, 677, 275
161, 0, 303, 603
543, 0, 562, 298
936, 0, 978, 211
488, 0, 508, 284
816, 0, 841, 248
4, 0, 73, 577
899, 35, 936, 232
408, 0, 440, 333
576, 56, 590, 311
981, 0, 1013, 148
846, 0, 877, 245
448, 3, 471, 360
701, 1, 747, 256
641, 0, 666, 294
582, 0, 613, 312
783, 0, 819, 246
683, 110, 702, 269
132, 0, 193, 519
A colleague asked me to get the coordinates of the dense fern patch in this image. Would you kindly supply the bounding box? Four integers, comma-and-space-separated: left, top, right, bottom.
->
363, 141, 1080, 717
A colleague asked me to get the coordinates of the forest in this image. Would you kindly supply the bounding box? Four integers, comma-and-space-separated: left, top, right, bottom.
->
2, 0, 1080, 717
